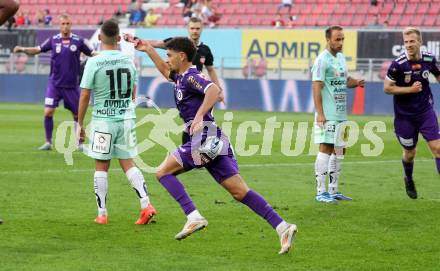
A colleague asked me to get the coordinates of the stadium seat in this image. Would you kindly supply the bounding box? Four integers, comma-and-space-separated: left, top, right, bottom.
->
416, 3, 429, 15
424, 15, 436, 27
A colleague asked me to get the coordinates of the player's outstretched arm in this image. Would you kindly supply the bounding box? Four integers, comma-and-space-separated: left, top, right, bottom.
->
190, 84, 222, 135
0, 0, 18, 25
384, 79, 422, 95
347, 76, 365, 88
312, 81, 326, 128
147, 40, 166, 49
13, 46, 41, 55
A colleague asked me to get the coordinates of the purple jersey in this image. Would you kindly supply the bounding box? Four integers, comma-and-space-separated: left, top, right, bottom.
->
39, 33, 94, 88
386, 51, 440, 116
169, 67, 214, 124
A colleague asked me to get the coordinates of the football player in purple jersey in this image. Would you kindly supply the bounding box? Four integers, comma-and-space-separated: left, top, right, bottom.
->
384, 27, 440, 199
14, 14, 95, 150
125, 34, 297, 254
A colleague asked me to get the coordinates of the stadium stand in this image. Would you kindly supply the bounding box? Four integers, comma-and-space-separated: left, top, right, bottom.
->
12, 0, 440, 27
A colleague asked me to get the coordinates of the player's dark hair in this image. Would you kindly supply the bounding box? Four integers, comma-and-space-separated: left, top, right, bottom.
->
325, 25, 343, 40
100, 19, 119, 45
188, 17, 202, 24
165, 37, 196, 62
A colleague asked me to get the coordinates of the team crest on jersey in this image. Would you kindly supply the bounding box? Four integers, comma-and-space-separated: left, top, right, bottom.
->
334, 69, 340, 77
176, 89, 183, 101
404, 71, 412, 83
70, 44, 77, 52
55, 43, 61, 53
422, 70, 430, 79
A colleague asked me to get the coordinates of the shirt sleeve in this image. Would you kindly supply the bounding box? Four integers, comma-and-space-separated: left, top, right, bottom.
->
39, 38, 52, 53
185, 73, 213, 94
79, 39, 94, 56
431, 56, 440, 77
204, 46, 214, 66
386, 61, 399, 82
80, 59, 96, 90
311, 57, 327, 82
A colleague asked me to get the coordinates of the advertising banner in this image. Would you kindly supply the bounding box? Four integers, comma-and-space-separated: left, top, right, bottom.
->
242, 29, 358, 70
357, 31, 440, 60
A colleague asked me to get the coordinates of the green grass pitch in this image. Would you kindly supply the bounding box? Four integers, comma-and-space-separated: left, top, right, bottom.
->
0, 103, 439, 271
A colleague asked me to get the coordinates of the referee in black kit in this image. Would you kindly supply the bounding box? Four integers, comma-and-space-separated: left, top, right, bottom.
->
148, 17, 222, 144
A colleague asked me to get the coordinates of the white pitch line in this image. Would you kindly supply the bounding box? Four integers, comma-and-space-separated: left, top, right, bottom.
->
0, 159, 434, 175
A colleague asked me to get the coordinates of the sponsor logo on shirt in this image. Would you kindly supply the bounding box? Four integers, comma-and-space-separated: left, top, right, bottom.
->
62, 39, 70, 45
188, 75, 203, 90
422, 70, 430, 79
411, 64, 421, 70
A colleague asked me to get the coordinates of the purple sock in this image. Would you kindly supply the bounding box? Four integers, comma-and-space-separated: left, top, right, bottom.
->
159, 174, 196, 215
402, 160, 414, 180
44, 116, 53, 144
436, 158, 440, 174
240, 190, 283, 229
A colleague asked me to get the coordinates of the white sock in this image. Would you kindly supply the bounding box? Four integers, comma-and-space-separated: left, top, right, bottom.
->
187, 210, 203, 221
126, 167, 150, 209
276, 221, 289, 236
315, 152, 330, 195
94, 171, 108, 216
328, 154, 341, 194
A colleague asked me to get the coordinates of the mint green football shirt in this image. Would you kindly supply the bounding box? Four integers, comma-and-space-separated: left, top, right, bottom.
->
80, 50, 138, 121
311, 49, 348, 121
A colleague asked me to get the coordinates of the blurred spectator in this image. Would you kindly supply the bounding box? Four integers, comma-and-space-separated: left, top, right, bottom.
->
35, 10, 44, 25
144, 9, 161, 27
176, 0, 188, 8
25, 11, 31, 25
129, 2, 146, 26
183, 0, 203, 23
255, 58, 267, 78
277, 0, 292, 14
287, 15, 296, 28
15, 11, 25, 26
43, 9, 52, 26
6, 15, 15, 31
370, 0, 378, 6
271, 14, 285, 28
201, 0, 221, 28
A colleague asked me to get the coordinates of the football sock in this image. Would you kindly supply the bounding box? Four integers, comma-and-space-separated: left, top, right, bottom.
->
187, 210, 204, 221
94, 171, 108, 216
276, 221, 289, 236
315, 152, 330, 195
44, 116, 53, 144
240, 190, 283, 229
328, 153, 341, 194
402, 160, 414, 180
435, 158, 440, 174
159, 174, 196, 215
126, 167, 150, 209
